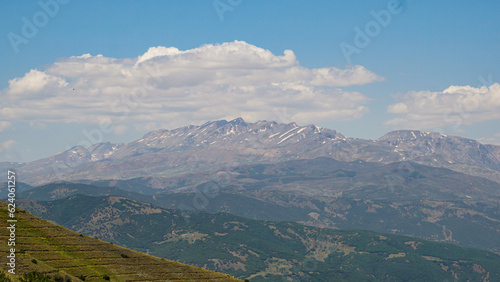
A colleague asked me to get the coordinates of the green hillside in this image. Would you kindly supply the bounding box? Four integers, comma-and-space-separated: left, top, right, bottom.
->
0, 201, 240, 281
18, 195, 500, 281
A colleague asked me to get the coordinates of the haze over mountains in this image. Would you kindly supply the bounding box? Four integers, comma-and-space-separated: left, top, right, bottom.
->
4, 118, 500, 186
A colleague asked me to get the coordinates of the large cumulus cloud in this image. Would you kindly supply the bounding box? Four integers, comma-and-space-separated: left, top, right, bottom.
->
1, 41, 383, 132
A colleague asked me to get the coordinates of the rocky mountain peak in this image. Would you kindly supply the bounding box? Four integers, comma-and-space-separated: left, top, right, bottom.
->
229, 117, 247, 125
136, 118, 334, 148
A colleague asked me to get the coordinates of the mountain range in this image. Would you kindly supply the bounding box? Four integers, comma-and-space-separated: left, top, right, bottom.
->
4, 118, 500, 186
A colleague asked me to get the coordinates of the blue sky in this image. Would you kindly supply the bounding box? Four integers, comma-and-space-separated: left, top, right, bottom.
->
1, 0, 499, 162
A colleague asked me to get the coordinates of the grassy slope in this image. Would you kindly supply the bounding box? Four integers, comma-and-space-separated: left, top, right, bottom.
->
19, 195, 500, 281
0, 201, 240, 282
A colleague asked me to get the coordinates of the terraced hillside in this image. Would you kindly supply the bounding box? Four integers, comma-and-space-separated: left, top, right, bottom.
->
0, 201, 240, 281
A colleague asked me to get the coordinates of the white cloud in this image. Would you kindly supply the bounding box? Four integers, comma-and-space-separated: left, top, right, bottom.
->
7, 69, 68, 98
310, 65, 384, 87
0, 41, 382, 129
0, 121, 12, 132
0, 140, 16, 155
387, 102, 408, 114
385, 83, 500, 129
